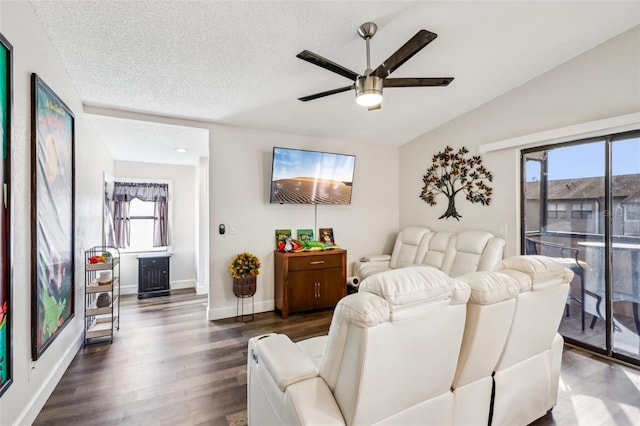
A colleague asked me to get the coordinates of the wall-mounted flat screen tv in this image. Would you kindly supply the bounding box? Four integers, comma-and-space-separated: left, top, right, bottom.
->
270, 147, 356, 205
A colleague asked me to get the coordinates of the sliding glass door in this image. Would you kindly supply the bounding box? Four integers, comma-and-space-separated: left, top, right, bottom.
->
611, 134, 640, 361
522, 130, 640, 365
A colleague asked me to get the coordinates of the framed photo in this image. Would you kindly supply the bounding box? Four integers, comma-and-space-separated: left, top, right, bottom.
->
319, 228, 335, 246
297, 229, 314, 242
0, 33, 12, 396
275, 229, 291, 251
31, 74, 75, 360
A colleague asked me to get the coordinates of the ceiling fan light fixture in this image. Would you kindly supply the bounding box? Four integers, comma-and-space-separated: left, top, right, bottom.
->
355, 75, 383, 107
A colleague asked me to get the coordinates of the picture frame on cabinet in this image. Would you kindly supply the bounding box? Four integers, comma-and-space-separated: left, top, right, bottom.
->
275, 229, 291, 251
297, 229, 314, 242
30, 73, 75, 361
0, 32, 13, 397
319, 228, 335, 246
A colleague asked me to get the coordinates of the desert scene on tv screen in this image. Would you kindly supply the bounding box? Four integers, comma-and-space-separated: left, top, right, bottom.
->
271, 148, 355, 204
271, 177, 352, 204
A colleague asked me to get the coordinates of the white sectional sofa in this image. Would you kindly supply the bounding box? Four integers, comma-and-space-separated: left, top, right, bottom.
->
353, 227, 506, 282
247, 255, 571, 426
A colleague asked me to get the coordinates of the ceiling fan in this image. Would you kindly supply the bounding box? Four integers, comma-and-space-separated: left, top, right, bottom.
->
296, 22, 454, 111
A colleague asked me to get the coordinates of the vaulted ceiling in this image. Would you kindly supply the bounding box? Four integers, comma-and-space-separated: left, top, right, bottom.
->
30, 1, 640, 164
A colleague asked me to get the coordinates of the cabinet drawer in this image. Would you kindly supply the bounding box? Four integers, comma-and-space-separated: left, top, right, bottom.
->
288, 253, 343, 271
139, 257, 169, 268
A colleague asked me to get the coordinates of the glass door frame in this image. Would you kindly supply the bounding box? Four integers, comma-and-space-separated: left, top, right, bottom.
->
520, 130, 640, 367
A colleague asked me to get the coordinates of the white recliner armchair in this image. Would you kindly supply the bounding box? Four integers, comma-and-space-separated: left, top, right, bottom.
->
247, 266, 471, 425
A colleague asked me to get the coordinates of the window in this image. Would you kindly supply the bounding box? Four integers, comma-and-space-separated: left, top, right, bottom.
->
112, 181, 169, 250
128, 198, 163, 251
626, 203, 640, 221
547, 202, 566, 219
571, 203, 593, 219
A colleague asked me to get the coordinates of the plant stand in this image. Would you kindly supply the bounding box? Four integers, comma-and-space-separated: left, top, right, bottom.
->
236, 294, 255, 322
233, 277, 256, 322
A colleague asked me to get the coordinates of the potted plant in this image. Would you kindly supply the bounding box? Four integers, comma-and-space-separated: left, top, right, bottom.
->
229, 252, 261, 297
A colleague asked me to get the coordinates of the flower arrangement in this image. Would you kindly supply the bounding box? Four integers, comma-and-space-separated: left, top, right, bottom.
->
229, 252, 262, 279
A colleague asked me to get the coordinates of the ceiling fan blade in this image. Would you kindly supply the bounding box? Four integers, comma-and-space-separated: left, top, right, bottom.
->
384, 77, 454, 87
296, 50, 359, 81
298, 84, 355, 102
372, 30, 438, 78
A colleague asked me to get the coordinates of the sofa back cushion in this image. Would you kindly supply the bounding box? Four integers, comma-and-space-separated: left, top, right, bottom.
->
417, 231, 454, 270
495, 256, 571, 371
444, 230, 505, 277
452, 271, 520, 388
388, 227, 432, 269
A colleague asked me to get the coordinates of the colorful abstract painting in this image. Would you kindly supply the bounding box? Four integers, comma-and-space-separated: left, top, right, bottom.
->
0, 33, 12, 396
31, 74, 75, 360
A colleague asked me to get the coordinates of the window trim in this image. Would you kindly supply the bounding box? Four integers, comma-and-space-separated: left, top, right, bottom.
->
481, 112, 640, 154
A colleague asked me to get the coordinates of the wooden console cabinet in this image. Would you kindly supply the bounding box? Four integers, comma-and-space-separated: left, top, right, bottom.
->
274, 249, 347, 319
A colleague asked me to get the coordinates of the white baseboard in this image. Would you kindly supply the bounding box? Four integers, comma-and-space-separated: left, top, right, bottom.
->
171, 279, 196, 290
16, 330, 83, 426
207, 299, 274, 320
120, 283, 138, 295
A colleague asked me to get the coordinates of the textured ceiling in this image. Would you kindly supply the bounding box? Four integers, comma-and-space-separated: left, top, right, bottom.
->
85, 113, 209, 166
30, 1, 640, 165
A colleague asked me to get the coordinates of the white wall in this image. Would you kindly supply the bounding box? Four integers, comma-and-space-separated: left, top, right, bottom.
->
0, 2, 113, 425
399, 25, 640, 258
72, 110, 400, 320
208, 125, 399, 319
113, 160, 198, 293
196, 156, 209, 295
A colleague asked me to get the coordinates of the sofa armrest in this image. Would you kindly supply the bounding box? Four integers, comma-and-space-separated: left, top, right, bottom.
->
360, 254, 391, 262
250, 334, 319, 392
284, 377, 346, 426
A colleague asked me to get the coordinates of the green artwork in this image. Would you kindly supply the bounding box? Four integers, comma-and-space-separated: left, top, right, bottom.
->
31, 74, 75, 360
0, 33, 11, 395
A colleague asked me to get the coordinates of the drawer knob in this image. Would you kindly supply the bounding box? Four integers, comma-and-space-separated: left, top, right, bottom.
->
309, 261, 325, 265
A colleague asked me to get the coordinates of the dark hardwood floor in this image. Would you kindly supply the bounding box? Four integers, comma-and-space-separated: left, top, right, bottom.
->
33, 290, 640, 425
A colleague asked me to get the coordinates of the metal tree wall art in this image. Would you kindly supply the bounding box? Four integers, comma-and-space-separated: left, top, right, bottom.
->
419, 146, 493, 220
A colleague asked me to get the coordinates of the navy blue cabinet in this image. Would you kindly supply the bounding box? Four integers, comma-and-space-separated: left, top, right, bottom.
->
138, 254, 171, 298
